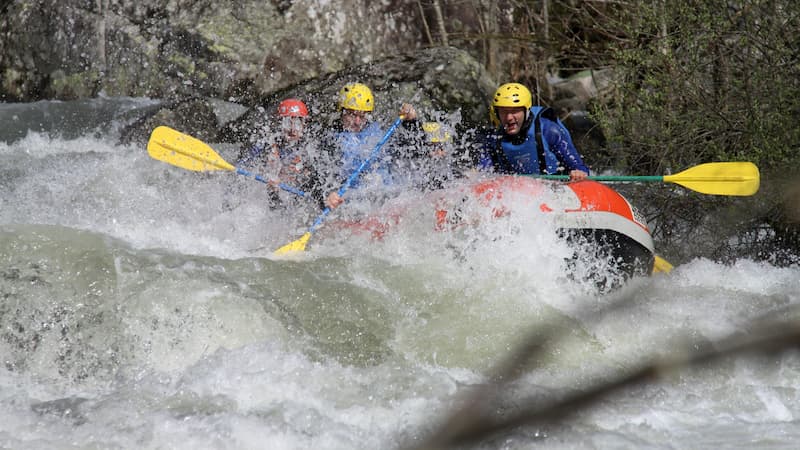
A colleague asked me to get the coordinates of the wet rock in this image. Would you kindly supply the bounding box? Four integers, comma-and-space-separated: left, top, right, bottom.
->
118, 97, 219, 145
218, 46, 496, 143
117, 46, 495, 147
0, 0, 435, 102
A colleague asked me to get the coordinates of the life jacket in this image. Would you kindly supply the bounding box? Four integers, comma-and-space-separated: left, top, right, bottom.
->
495, 106, 575, 175
238, 138, 307, 183
236, 143, 266, 168
270, 145, 308, 186
336, 121, 392, 187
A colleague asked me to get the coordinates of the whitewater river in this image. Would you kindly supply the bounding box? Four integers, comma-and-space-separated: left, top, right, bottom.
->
1, 99, 799, 449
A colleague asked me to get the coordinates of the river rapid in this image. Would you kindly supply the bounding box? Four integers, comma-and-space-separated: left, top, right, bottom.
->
1, 98, 799, 449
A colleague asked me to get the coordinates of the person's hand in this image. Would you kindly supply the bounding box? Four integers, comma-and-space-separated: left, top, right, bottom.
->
569, 169, 589, 181
325, 191, 344, 209
399, 103, 416, 121
463, 168, 481, 180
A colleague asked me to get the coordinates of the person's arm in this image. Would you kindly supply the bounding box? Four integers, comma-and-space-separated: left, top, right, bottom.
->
476, 128, 518, 175
236, 142, 266, 167
317, 130, 348, 209
299, 170, 328, 211
391, 119, 423, 159
393, 103, 423, 160
471, 126, 497, 171
543, 121, 590, 180
477, 149, 494, 171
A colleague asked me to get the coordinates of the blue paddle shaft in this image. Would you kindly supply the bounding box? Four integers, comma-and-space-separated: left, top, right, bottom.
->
234, 167, 306, 197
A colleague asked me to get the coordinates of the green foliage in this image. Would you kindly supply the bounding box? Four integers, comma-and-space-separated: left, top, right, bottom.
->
561, 0, 800, 263
591, 0, 800, 174
480, 0, 800, 262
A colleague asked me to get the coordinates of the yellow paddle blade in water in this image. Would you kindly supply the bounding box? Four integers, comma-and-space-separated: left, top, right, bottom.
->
653, 255, 674, 274
147, 126, 235, 172
664, 162, 760, 196
273, 232, 311, 255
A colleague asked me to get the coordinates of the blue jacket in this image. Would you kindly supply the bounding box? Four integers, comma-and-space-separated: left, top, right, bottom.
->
335, 121, 393, 188
479, 106, 590, 175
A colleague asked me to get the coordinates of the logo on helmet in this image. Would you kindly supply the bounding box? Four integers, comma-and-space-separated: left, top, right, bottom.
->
278, 99, 309, 118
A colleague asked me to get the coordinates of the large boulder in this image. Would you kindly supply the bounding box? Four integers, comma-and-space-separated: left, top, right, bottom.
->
217, 46, 496, 143
119, 46, 495, 146
118, 97, 219, 145
550, 69, 615, 113
0, 0, 431, 102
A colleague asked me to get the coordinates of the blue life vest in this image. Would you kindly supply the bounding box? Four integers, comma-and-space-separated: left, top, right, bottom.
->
336, 121, 392, 187
499, 106, 550, 174
493, 106, 586, 175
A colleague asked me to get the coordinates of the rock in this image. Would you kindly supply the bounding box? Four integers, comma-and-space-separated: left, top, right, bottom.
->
0, 1, 436, 102
118, 97, 219, 145
551, 69, 615, 112
116, 46, 494, 146
218, 46, 496, 143
563, 110, 606, 157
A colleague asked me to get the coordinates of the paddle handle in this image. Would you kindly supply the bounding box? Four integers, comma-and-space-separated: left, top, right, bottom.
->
234, 167, 306, 197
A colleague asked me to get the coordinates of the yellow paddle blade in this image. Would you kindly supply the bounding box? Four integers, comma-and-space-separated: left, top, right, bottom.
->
653, 255, 674, 274
664, 162, 760, 196
147, 126, 235, 172
274, 232, 311, 255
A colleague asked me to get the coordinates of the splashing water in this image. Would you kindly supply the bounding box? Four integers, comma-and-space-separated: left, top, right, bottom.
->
1, 99, 800, 449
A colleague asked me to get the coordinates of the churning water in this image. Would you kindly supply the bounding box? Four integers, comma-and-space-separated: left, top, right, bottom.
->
1, 99, 799, 449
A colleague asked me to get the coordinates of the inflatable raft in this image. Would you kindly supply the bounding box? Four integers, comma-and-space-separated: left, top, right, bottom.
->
327, 175, 656, 280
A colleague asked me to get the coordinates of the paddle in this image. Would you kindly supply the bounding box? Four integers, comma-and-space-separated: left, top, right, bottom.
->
653, 255, 674, 273
147, 126, 307, 197
274, 117, 405, 255
534, 162, 760, 273
533, 162, 760, 196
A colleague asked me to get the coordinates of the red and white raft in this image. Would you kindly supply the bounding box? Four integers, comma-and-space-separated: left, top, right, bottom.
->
328, 175, 656, 279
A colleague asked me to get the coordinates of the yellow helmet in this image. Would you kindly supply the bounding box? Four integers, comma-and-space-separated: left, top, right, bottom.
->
338, 82, 374, 112
490, 82, 533, 125
492, 82, 533, 109
422, 122, 452, 143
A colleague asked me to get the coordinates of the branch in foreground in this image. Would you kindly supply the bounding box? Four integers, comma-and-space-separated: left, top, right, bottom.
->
408, 309, 800, 449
